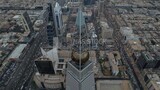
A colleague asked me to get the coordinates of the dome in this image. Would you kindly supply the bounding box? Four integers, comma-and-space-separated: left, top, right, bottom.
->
71, 51, 89, 64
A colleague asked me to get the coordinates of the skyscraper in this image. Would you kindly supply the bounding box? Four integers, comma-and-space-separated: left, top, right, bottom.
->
21, 12, 34, 34
46, 2, 56, 46
54, 2, 63, 36
66, 8, 95, 90
46, 22, 54, 46
34, 46, 67, 89
83, 0, 95, 5
68, 0, 79, 2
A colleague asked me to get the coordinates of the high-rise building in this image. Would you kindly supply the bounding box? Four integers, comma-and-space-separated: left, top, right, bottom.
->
68, 0, 79, 2
46, 22, 54, 46
66, 60, 95, 90
47, 2, 54, 22
66, 8, 95, 90
46, 2, 56, 46
21, 12, 34, 34
34, 46, 68, 89
84, 0, 95, 5
54, 2, 63, 36
137, 51, 160, 69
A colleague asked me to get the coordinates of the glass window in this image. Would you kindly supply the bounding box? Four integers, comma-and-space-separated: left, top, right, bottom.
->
56, 70, 62, 74
59, 59, 64, 62
56, 15, 60, 28
58, 64, 64, 69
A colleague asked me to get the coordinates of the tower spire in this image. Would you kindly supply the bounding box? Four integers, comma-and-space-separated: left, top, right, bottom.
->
75, 8, 85, 29
71, 0, 89, 70
66, 0, 95, 89
79, 7, 82, 70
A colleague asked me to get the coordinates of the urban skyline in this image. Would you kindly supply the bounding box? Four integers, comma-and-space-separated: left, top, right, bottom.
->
0, 0, 160, 90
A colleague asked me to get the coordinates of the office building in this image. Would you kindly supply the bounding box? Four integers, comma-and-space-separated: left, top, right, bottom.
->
66, 8, 95, 90
45, 2, 57, 46
46, 22, 54, 46
137, 51, 160, 69
84, 0, 95, 5
68, 0, 79, 2
21, 12, 34, 34
47, 2, 54, 22
34, 46, 70, 89
54, 2, 63, 36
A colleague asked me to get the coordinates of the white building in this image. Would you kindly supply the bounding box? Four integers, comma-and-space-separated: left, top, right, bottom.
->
34, 46, 70, 89
66, 8, 95, 90
120, 27, 139, 44
66, 61, 95, 90
91, 31, 98, 49
107, 52, 119, 76
54, 2, 63, 36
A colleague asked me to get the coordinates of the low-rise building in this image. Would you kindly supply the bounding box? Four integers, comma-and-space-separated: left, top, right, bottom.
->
107, 52, 119, 76
125, 40, 145, 57
96, 79, 133, 90
100, 21, 113, 39
120, 27, 139, 44
144, 74, 160, 90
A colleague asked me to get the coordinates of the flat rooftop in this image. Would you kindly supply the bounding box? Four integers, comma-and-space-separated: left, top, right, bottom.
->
96, 80, 133, 90
8, 44, 27, 59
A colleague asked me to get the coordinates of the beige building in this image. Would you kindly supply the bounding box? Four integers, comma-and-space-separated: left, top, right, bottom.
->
34, 47, 71, 89
96, 80, 133, 90
125, 40, 145, 56
34, 46, 98, 89
34, 73, 64, 89
107, 52, 119, 76
145, 74, 160, 90
100, 21, 113, 39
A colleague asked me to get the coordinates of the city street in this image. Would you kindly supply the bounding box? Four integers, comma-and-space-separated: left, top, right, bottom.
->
102, 4, 142, 89
3, 29, 45, 90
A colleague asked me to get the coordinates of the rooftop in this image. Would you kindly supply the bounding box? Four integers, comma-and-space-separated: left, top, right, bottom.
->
8, 44, 26, 59
127, 40, 146, 51
96, 80, 133, 90
107, 52, 119, 72
141, 51, 156, 61
146, 74, 160, 90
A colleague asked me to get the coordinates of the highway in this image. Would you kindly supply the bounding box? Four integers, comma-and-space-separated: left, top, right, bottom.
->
0, 6, 43, 10
116, 39, 141, 90
108, 16, 141, 90
4, 29, 45, 90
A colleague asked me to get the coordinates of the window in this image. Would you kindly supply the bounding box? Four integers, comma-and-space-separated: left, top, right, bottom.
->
56, 70, 62, 74
58, 64, 64, 69
41, 82, 46, 88
56, 15, 60, 28
59, 59, 64, 62
124, 36, 126, 40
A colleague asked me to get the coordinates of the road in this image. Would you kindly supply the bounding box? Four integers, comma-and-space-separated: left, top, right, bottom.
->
111, 17, 143, 90
102, 4, 143, 89
4, 29, 45, 90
